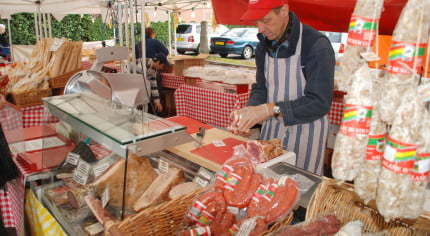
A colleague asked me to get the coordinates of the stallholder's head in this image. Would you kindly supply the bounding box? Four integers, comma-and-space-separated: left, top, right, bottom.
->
240, 0, 290, 42
152, 52, 170, 70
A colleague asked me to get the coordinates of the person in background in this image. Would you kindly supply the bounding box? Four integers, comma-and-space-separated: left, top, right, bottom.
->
141, 52, 170, 115
229, 0, 335, 175
0, 24, 10, 61
0, 93, 20, 235
135, 27, 169, 59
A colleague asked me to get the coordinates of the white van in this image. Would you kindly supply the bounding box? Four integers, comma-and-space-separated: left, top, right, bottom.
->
175, 22, 228, 54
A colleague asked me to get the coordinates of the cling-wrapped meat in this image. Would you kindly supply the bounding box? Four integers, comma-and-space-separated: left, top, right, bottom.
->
376, 83, 426, 221
332, 66, 374, 181
377, 0, 430, 124
354, 78, 387, 204
334, 0, 384, 92
403, 110, 430, 219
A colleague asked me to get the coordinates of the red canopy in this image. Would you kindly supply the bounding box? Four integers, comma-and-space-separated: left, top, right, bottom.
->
211, 0, 407, 35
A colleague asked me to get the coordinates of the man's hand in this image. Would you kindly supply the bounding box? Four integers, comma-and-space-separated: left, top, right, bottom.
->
154, 102, 163, 112
228, 104, 270, 135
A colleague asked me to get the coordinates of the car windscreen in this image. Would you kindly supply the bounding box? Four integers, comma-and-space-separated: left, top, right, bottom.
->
222, 28, 247, 37
176, 25, 192, 34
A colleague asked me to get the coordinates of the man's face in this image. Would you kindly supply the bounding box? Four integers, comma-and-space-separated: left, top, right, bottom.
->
153, 61, 165, 70
254, 5, 289, 42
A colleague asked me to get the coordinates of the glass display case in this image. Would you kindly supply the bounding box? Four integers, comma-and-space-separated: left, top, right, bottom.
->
36, 92, 197, 235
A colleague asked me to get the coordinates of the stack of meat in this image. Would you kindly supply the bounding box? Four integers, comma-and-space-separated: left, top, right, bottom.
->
178, 156, 299, 236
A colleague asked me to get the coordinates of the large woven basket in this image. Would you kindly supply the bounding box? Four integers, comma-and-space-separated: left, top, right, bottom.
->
48, 68, 82, 88
8, 88, 51, 108
112, 187, 294, 236
307, 177, 430, 235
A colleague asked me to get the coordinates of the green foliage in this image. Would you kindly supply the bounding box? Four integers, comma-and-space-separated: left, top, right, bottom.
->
2, 12, 114, 45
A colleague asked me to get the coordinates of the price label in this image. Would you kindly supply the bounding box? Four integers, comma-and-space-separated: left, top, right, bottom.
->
66, 152, 80, 166
50, 38, 65, 51
73, 159, 91, 185
158, 159, 169, 173
212, 140, 226, 147
195, 177, 209, 187
93, 161, 111, 178
237, 217, 258, 236
102, 187, 110, 208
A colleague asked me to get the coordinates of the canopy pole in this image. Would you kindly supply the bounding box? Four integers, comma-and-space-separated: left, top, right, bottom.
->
42, 12, 48, 38
34, 12, 39, 41
38, 12, 43, 39
47, 13, 52, 38
130, 0, 137, 73
7, 19, 13, 62
118, 4, 123, 46
167, 10, 172, 57
141, 2, 146, 76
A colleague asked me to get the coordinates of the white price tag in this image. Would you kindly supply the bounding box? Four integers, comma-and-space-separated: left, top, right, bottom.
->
237, 217, 258, 236
102, 187, 110, 208
93, 161, 111, 178
73, 159, 91, 185
158, 159, 169, 173
73, 171, 89, 185
212, 140, 226, 147
418, 81, 430, 103
66, 152, 80, 166
195, 177, 209, 187
360, 51, 380, 62
50, 38, 65, 51
197, 167, 213, 180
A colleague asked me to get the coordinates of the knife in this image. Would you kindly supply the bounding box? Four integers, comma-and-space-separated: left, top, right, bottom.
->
194, 127, 206, 147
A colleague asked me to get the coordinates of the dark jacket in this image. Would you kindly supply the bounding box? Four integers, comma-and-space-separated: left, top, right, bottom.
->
247, 12, 335, 126
0, 122, 19, 189
135, 34, 169, 59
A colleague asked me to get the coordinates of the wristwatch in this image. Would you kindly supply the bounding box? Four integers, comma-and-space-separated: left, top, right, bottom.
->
273, 103, 281, 117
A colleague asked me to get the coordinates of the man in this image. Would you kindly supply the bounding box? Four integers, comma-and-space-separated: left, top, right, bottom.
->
135, 27, 169, 59
229, 0, 335, 175
144, 52, 170, 115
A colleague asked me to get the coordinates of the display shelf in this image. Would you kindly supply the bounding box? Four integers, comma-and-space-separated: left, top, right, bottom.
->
42, 92, 194, 158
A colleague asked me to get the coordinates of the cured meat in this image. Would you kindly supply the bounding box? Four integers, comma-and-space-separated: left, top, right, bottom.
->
248, 177, 298, 223
133, 167, 184, 212
268, 214, 341, 236
232, 216, 267, 236
186, 190, 227, 227
354, 83, 387, 204
168, 181, 202, 200
246, 139, 283, 163
210, 212, 236, 236
332, 66, 374, 181
84, 194, 118, 226
376, 0, 430, 124
214, 157, 254, 193
403, 111, 430, 219
223, 163, 260, 208
334, 0, 384, 92
376, 84, 426, 221
90, 153, 157, 212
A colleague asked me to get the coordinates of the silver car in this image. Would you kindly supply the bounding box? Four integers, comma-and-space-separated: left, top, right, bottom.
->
175, 22, 228, 54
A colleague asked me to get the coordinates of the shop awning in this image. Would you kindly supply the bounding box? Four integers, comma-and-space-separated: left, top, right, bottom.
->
211, 0, 408, 35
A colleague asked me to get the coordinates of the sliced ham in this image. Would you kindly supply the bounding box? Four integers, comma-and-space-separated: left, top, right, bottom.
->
246, 139, 283, 163
90, 153, 157, 212
133, 167, 184, 212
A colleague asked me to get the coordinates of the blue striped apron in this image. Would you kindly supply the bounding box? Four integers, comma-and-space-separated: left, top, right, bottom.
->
260, 23, 328, 175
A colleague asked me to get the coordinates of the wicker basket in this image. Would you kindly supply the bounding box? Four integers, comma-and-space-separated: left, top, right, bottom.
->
307, 177, 430, 235
8, 88, 51, 108
112, 187, 294, 236
49, 68, 82, 88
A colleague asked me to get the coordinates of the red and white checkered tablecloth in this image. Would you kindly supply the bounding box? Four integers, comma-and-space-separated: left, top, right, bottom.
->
161, 73, 186, 90
21, 105, 59, 128
0, 105, 22, 131
0, 188, 15, 228
328, 100, 344, 125
175, 84, 249, 128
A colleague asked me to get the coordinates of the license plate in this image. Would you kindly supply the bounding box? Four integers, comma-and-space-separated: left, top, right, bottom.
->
177, 38, 184, 41
215, 41, 225, 45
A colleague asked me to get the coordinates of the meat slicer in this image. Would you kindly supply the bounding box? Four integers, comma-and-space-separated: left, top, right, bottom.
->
64, 46, 151, 108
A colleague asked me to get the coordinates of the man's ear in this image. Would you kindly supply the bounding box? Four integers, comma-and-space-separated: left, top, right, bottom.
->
281, 4, 289, 17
